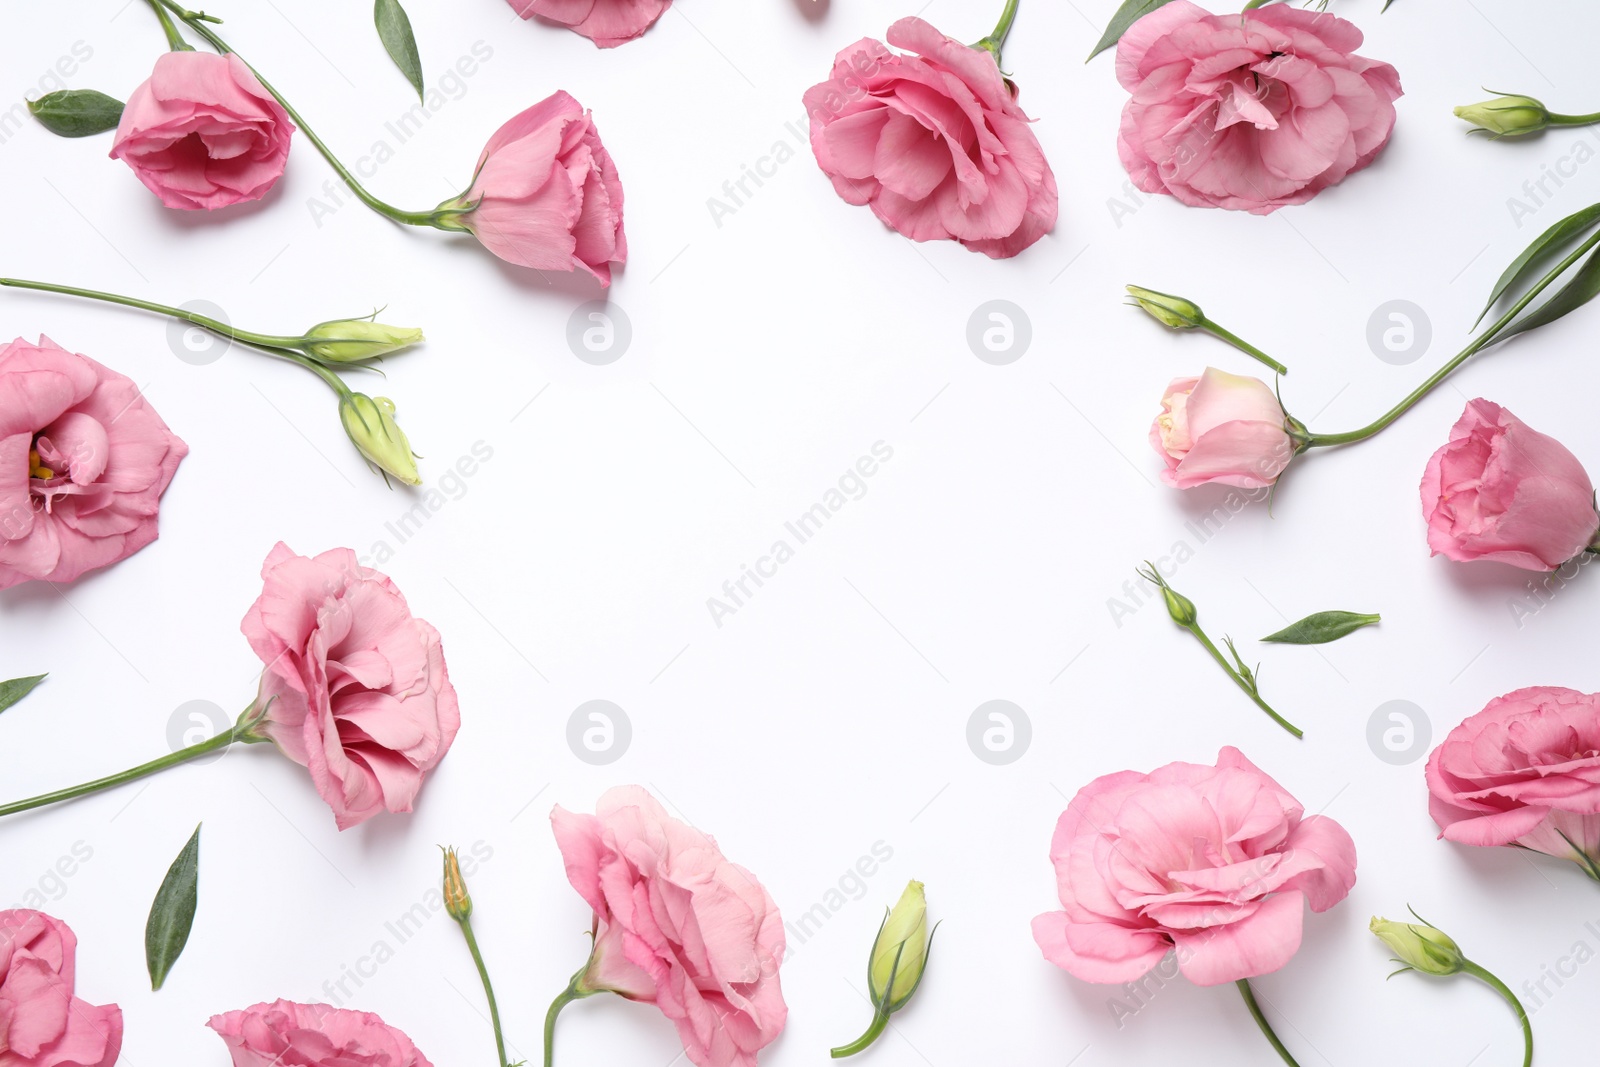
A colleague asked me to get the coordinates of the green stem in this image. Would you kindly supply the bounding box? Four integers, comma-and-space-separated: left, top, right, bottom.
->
1462, 960, 1533, 1067
1201, 319, 1289, 376
458, 917, 510, 1067
0, 715, 259, 819
1304, 226, 1600, 447
543, 976, 597, 1067
1235, 979, 1301, 1067
145, 0, 193, 50
149, 0, 455, 228
0, 277, 302, 349
1550, 111, 1600, 127
974, 0, 1019, 63
831, 1010, 890, 1058
1189, 626, 1303, 738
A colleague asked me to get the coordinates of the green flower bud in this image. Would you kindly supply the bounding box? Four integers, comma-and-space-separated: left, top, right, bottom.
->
1127, 285, 1205, 330
1370, 916, 1465, 977
869, 881, 930, 1013
1138, 564, 1197, 627
303, 319, 424, 363
1454, 95, 1551, 137
340, 393, 420, 486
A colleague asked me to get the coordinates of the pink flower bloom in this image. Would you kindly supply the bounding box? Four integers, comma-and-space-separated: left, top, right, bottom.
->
0, 910, 123, 1067
0, 336, 187, 591
240, 543, 460, 830
1032, 747, 1356, 987
1116, 2, 1402, 214
1427, 686, 1600, 878
504, 0, 671, 48
208, 1000, 433, 1067
803, 18, 1058, 259
446, 91, 627, 286
1421, 398, 1599, 572
1150, 368, 1292, 489
551, 786, 787, 1067
110, 52, 294, 211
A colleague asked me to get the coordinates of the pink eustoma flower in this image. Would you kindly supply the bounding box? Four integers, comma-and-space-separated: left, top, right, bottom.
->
208, 1000, 433, 1067
110, 51, 294, 211
504, 0, 672, 48
0, 336, 188, 591
1150, 368, 1293, 489
1421, 399, 1599, 572
240, 543, 461, 830
803, 18, 1059, 259
1116, 1, 1402, 214
0, 910, 122, 1067
1032, 747, 1357, 986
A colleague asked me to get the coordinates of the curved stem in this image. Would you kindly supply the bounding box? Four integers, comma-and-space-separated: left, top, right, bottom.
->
1189, 626, 1303, 738
974, 0, 1019, 63
0, 277, 302, 349
1201, 319, 1289, 376
543, 977, 595, 1067
149, 0, 449, 227
1550, 111, 1600, 127
145, 0, 193, 50
1305, 226, 1600, 447
458, 918, 510, 1067
831, 1010, 890, 1058
1235, 979, 1302, 1067
1462, 960, 1533, 1067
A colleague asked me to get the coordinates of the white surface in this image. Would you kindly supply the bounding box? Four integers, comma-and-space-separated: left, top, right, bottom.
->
3, 1, 1600, 1065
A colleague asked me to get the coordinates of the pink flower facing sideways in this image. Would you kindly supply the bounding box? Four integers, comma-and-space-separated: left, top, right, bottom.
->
1421, 399, 1599, 572
110, 51, 294, 211
1428, 687, 1600, 880
209, 1000, 433, 1067
441, 91, 627, 286
551, 786, 787, 1067
1116, 2, 1402, 214
241, 543, 460, 830
803, 18, 1059, 259
0, 336, 187, 591
504, 0, 671, 48
0, 910, 122, 1067
1032, 747, 1357, 986
1151, 368, 1292, 489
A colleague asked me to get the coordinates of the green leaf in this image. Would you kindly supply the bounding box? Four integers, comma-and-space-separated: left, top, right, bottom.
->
374, 0, 425, 102
1496, 240, 1600, 343
145, 825, 201, 991
1477, 202, 1600, 328
0, 674, 47, 715
1086, 0, 1175, 61
26, 90, 125, 137
1261, 611, 1380, 645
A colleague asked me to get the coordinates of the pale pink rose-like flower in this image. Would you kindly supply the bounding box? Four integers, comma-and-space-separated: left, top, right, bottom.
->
1421, 399, 1599, 572
0, 909, 123, 1067
1032, 747, 1357, 987
110, 51, 294, 211
208, 1000, 433, 1067
803, 18, 1059, 259
552, 786, 788, 1067
442, 91, 627, 286
0, 336, 188, 591
1427, 687, 1600, 879
240, 543, 460, 830
504, 0, 671, 48
1116, 1, 1402, 214
1150, 367, 1292, 489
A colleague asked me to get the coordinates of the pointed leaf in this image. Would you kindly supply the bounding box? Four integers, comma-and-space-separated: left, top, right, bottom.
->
0, 674, 47, 715
1497, 242, 1600, 343
1477, 202, 1600, 327
374, 0, 425, 102
1086, 0, 1175, 61
1261, 611, 1380, 645
26, 90, 124, 137
146, 825, 201, 991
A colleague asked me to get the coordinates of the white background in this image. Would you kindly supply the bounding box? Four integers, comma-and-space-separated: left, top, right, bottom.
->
3, 1, 1600, 1065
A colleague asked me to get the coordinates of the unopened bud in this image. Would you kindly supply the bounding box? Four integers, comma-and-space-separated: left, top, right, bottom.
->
304, 318, 424, 363
443, 847, 472, 921
1454, 95, 1551, 137
339, 393, 420, 486
1127, 285, 1205, 330
1370, 915, 1465, 977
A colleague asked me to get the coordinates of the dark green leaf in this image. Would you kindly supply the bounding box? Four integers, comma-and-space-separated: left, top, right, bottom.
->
0, 674, 46, 715
1498, 241, 1600, 342
146, 825, 201, 991
1261, 611, 1380, 645
26, 90, 125, 137
374, 0, 424, 102
1477, 202, 1600, 328
1087, 0, 1175, 61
